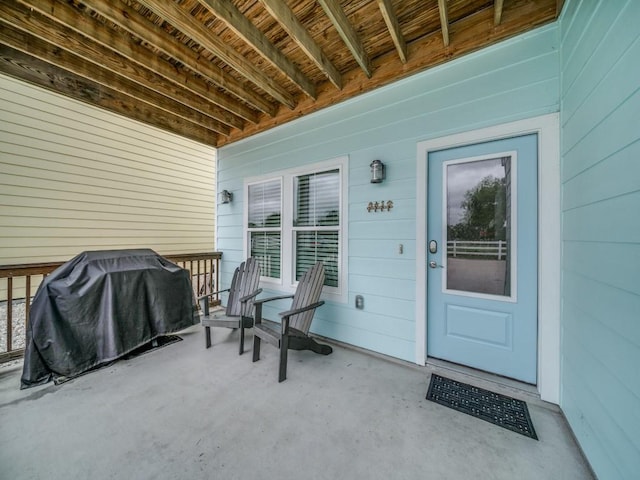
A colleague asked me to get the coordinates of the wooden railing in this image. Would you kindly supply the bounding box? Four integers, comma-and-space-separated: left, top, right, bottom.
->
166, 252, 222, 300
0, 252, 222, 363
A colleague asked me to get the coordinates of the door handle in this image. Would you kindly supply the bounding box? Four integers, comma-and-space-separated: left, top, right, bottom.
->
429, 261, 444, 269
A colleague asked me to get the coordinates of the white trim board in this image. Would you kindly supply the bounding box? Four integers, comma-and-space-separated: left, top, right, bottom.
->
415, 113, 561, 404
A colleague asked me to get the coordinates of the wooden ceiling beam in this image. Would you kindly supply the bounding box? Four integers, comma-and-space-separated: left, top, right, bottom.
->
16, 0, 247, 130
317, 0, 372, 78
495, 0, 505, 25
438, 0, 450, 47
1, 0, 561, 148
80, 0, 274, 118
259, 0, 342, 90
0, 46, 217, 146
376, 0, 407, 64
197, 0, 316, 99
0, 19, 229, 137
136, 0, 296, 109
221, 0, 558, 146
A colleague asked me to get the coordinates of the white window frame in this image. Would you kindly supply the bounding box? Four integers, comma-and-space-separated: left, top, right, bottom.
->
246, 177, 283, 282
243, 156, 349, 303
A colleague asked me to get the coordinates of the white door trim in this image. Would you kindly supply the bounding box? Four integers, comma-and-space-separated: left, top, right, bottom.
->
415, 113, 560, 404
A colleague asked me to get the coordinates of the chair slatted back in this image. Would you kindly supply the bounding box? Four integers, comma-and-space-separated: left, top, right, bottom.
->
224, 267, 241, 316
289, 262, 325, 334
226, 257, 261, 317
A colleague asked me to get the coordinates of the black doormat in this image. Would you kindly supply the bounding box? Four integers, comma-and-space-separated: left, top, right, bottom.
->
426, 374, 538, 440
122, 335, 183, 359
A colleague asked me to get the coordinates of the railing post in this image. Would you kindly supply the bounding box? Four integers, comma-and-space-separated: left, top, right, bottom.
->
215, 256, 220, 304
208, 257, 214, 296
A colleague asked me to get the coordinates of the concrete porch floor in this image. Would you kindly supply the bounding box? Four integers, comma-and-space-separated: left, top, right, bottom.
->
0, 325, 593, 480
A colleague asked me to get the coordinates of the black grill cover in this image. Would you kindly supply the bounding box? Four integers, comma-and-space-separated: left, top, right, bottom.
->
21, 249, 198, 389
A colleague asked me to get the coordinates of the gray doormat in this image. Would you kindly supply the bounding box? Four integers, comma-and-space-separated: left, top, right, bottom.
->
426, 374, 538, 440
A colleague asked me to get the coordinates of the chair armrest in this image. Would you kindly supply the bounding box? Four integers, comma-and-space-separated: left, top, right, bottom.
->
239, 288, 262, 304
254, 294, 294, 305
253, 294, 295, 326
279, 300, 325, 319
198, 288, 231, 316
197, 288, 230, 302
280, 300, 325, 336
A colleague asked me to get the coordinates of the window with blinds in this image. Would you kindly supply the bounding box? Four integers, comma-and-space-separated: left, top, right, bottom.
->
244, 156, 347, 301
294, 169, 340, 287
247, 179, 281, 279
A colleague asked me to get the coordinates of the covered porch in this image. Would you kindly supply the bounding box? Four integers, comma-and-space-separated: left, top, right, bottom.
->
1, 0, 638, 477
0, 325, 592, 479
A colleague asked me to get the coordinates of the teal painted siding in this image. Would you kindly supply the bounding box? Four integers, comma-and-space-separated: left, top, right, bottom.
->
218, 25, 560, 362
560, 0, 640, 478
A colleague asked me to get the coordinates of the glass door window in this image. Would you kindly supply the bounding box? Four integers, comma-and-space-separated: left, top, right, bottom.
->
444, 156, 513, 299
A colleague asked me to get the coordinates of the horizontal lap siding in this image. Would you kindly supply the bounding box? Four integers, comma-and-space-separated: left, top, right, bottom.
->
218, 25, 559, 362
560, 1, 640, 478
0, 73, 216, 268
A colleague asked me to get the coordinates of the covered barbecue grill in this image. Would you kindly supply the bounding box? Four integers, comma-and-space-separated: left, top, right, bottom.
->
21, 249, 198, 388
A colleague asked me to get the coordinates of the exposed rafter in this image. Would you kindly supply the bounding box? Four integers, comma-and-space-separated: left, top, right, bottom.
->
0, 0, 561, 147
0, 2, 228, 135
495, 0, 505, 25
0, 46, 216, 146
376, 0, 407, 64
78, 0, 273, 118
438, 0, 450, 47
196, 0, 316, 99
0, 23, 224, 141
260, 0, 342, 90
317, 0, 372, 78
16, 0, 247, 129
136, 0, 296, 109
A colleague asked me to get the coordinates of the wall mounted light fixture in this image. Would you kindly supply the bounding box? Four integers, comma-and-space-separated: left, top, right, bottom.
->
220, 189, 233, 204
370, 159, 385, 183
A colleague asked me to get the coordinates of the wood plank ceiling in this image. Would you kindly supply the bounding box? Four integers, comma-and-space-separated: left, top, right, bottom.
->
0, 0, 563, 147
